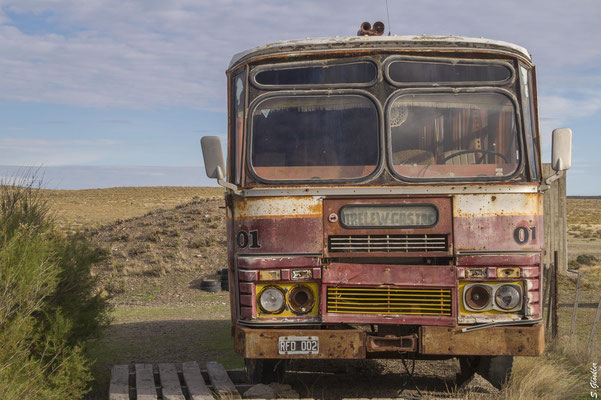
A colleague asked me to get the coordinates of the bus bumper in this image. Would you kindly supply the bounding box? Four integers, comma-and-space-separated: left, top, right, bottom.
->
233, 323, 544, 359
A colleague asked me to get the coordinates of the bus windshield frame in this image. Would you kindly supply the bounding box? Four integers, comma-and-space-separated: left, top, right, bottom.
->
241, 54, 536, 186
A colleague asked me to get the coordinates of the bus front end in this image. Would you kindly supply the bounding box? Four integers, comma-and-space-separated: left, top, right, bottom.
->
201, 34, 570, 388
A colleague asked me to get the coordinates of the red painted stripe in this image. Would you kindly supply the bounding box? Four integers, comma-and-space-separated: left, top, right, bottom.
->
239, 282, 254, 294
238, 269, 258, 282
237, 256, 321, 269
240, 294, 253, 307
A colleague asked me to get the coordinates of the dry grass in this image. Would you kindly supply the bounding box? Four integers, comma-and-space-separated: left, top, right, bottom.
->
567, 198, 601, 226
500, 353, 587, 400
43, 186, 223, 232
567, 198, 601, 242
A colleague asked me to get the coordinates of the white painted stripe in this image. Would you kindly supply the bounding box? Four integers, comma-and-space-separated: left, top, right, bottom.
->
235, 196, 321, 218
453, 193, 542, 217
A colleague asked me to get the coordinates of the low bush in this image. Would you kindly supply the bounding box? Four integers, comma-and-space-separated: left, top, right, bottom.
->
0, 180, 110, 399
576, 254, 599, 266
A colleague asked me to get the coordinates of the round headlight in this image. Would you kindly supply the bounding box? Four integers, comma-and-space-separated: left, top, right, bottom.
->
288, 285, 315, 314
495, 285, 521, 310
258, 286, 285, 314
465, 285, 492, 311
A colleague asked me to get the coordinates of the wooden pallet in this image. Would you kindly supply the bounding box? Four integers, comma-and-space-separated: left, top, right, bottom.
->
109, 361, 251, 400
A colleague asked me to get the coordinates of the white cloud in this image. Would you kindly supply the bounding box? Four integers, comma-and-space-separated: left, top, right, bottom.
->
0, 0, 599, 113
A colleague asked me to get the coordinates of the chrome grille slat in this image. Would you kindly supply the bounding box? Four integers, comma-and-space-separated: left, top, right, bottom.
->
328, 234, 448, 253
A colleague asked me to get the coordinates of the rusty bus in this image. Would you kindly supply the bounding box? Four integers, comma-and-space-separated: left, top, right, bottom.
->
201, 24, 572, 388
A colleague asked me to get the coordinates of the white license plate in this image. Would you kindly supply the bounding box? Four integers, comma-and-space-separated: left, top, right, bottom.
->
278, 336, 319, 355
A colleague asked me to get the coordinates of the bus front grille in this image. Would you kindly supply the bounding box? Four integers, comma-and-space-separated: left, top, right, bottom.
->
327, 286, 452, 316
328, 234, 448, 253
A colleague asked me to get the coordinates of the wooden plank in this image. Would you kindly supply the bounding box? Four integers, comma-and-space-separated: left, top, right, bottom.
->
206, 361, 241, 399
158, 364, 185, 400
182, 361, 213, 400
588, 299, 601, 355
135, 364, 158, 400
570, 272, 582, 337
109, 364, 130, 400
545, 264, 553, 332
543, 163, 567, 274
552, 255, 559, 339
558, 167, 567, 273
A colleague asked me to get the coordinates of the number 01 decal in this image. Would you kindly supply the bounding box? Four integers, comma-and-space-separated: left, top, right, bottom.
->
514, 226, 536, 244
237, 229, 261, 249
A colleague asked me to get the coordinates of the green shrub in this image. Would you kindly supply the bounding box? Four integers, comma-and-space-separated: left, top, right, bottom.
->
0, 179, 110, 399
576, 254, 599, 266
568, 259, 580, 270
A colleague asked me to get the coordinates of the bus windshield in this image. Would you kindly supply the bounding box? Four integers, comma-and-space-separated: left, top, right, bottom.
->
388, 92, 520, 180
250, 94, 379, 182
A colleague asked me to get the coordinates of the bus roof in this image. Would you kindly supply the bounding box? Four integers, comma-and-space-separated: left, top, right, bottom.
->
229, 35, 531, 70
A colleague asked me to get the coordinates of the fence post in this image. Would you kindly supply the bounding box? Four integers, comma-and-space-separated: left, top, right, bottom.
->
546, 264, 553, 332
570, 271, 582, 338
587, 299, 601, 356
552, 252, 559, 339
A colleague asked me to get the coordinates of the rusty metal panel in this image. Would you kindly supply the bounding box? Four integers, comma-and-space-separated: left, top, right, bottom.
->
323, 197, 452, 257
233, 196, 322, 255
420, 323, 544, 356
236, 217, 322, 254
453, 193, 543, 252
233, 325, 366, 359
235, 196, 321, 218
323, 263, 455, 286
456, 253, 540, 266
366, 334, 417, 352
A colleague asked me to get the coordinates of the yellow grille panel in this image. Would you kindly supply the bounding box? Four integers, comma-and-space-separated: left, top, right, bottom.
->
327, 286, 452, 316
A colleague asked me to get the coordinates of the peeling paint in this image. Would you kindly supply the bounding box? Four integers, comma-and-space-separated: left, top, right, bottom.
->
234, 196, 322, 219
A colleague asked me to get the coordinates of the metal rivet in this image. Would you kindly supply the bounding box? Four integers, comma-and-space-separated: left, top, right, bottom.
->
328, 213, 338, 223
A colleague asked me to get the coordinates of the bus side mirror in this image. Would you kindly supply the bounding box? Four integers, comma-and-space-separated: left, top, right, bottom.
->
201, 136, 226, 179
551, 128, 572, 172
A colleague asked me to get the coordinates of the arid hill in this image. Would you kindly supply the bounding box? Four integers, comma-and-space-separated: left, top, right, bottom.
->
87, 196, 227, 305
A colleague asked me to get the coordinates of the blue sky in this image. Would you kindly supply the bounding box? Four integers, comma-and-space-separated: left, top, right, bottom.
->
0, 1, 599, 193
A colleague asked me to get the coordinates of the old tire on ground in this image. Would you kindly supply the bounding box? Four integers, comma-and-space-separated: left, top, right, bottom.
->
458, 355, 513, 389
200, 279, 221, 293
221, 268, 229, 291
245, 358, 288, 384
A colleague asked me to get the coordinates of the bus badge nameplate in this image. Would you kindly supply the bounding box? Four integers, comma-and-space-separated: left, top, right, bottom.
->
340, 204, 438, 228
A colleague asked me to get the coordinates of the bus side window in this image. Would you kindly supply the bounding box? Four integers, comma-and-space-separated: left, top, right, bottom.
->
231, 69, 246, 185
